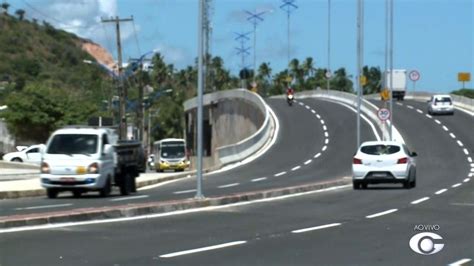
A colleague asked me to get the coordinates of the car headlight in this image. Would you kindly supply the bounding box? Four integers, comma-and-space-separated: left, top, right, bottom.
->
41, 162, 50, 174
87, 162, 100, 174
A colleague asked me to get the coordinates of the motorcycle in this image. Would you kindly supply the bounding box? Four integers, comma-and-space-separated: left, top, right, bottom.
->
147, 154, 155, 170
287, 93, 294, 106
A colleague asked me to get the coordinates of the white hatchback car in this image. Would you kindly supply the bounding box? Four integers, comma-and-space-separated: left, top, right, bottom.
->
352, 141, 417, 189
427, 94, 454, 115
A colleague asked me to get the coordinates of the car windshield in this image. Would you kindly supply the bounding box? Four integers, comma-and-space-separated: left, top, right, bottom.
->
161, 142, 185, 159
47, 134, 98, 155
360, 145, 400, 155
434, 97, 452, 104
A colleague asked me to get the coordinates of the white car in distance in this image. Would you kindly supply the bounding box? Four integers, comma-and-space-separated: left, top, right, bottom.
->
352, 141, 417, 189
2, 144, 45, 164
427, 94, 454, 115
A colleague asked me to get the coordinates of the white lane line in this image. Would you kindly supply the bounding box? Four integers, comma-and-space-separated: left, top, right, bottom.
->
218, 183, 240, 189
316, 114, 321, 119
173, 189, 197, 195
323, 125, 327, 131
325, 139, 329, 144
470, 173, 474, 177
396, 102, 403, 106
274, 171, 287, 177
435, 188, 448, 195
457, 140, 464, 147
366, 209, 398, 219
322, 146, 327, 151
416, 109, 423, 114
463, 148, 469, 155
251, 177, 267, 182
442, 125, 449, 131
110, 195, 149, 202
410, 197, 430, 205
448, 258, 472, 266
471, 164, 474, 167
463, 178, 470, 183
450, 133, 456, 139
407, 105, 414, 109
305, 105, 311, 110
138, 177, 191, 191
292, 223, 342, 234
320, 119, 325, 125
469, 157, 473, 163
314, 153, 321, 158
298, 102, 304, 106
471, 168, 474, 172
291, 166, 301, 171
311, 109, 316, 114
434, 119, 441, 124
425, 114, 432, 119
452, 183, 462, 188
304, 159, 312, 165
160, 241, 247, 258
15, 203, 73, 211
324, 132, 329, 137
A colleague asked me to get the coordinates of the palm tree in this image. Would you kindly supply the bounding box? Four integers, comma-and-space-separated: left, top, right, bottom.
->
1, 3, 10, 15
15, 9, 25, 20
302, 57, 316, 80
257, 62, 272, 82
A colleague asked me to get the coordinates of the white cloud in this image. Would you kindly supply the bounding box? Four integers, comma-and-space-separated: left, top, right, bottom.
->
153, 44, 190, 68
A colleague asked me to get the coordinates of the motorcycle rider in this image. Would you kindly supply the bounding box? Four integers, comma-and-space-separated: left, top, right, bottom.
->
286, 86, 295, 96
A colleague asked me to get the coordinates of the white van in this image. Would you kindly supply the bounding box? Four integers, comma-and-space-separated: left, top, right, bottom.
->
427, 94, 454, 115
40, 127, 117, 198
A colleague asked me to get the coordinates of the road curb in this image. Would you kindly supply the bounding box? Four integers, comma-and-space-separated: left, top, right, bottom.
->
0, 178, 350, 230
0, 169, 216, 200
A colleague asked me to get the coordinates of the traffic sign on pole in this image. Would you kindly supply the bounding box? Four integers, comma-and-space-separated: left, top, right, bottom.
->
377, 108, 391, 121
409, 70, 420, 81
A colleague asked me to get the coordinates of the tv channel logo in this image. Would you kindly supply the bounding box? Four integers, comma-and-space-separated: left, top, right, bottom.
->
409, 232, 445, 255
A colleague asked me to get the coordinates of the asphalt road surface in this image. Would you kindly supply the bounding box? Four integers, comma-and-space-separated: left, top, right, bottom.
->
0, 98, 472, 265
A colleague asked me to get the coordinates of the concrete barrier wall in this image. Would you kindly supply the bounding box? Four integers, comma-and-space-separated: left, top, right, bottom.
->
0, 120, 14, 155
184, 89, 273, 167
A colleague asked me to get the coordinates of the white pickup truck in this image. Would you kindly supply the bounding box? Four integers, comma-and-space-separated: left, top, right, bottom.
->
40, 126, 145, 198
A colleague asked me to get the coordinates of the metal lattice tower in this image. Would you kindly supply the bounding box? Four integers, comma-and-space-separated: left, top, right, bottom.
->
280, 0, 298, 67
245, 10, 266, 81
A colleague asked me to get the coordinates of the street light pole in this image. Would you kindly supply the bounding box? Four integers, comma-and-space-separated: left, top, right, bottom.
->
356, 0, 364, 148
195, 0, 205, 199
327, 0, 331, 92
389, 0, 394, 141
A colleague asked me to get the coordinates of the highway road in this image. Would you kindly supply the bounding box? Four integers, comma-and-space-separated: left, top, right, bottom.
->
0, 98, 375, 216
0, 98, 472, 265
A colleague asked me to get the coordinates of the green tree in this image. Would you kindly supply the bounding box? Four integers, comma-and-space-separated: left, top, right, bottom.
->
15, 9, 25, 20
362, 66, 382, 94
257, 62, 272, 96
331, 68, 354, 93
1, 3, 10, 15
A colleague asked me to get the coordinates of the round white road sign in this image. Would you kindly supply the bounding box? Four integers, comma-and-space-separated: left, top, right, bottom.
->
325, 71, 332, 79
377, 108, 391, 121
409, 70, 420, 81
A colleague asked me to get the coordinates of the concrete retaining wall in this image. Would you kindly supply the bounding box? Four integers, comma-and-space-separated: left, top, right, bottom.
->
184, 89, 273, 167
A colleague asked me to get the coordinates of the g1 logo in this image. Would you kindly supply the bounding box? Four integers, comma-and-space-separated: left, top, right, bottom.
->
409, 232, 444, 255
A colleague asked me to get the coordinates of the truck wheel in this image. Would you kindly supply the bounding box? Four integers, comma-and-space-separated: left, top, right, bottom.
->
99, 177, 111, 197
120, 173, 132, 196
47, 189, 58, 199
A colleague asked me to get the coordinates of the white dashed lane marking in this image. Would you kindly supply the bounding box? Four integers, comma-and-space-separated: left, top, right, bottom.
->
274, 171, 287, 177
304, 159, 312, 165
452, 183, 462, 188
463, 178, 470, 183
322, 146, 327, 151
450, 133, 456, 139
416, 109, 423, 114
426, 114, 432, 119
323, 125, 327, 131
435, 119, 441, 124
435, 189, 447, 195
292, 223, 342, 234
468, 157, 473, 163
448, 258, 472, 266
173, 189, 197, 195
442, 125, 449, 131
251, 177, 267, 182
457, 140, 464, 147
311, 109, 316, 114
463, 149, 469, 155
325, 139, 329, 144
316, 114, 321, 119
218, 183, 240, 189
366, 209, 398, 219
407, 105, 414, 109
324, 132, 329, 137
110, 195, 149, 202
160, 241, 247, 258
15, 203, 73, 211
411, 197, 430, 205
314, 153, 321, 158
320, 120, 325, 125
291, 166, 301, 171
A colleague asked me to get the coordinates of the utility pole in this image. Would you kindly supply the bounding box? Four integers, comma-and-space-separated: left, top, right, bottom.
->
356, 0, 364, 148
327, 0, 331, 92
234, 31, 252, 88
101, 16, 133, 140
196, 0, 205, 199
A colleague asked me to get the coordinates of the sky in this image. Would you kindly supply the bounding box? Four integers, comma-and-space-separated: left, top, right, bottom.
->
6, 0, 474, 93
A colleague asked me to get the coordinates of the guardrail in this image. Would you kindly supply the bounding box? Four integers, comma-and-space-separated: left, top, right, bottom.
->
285, 90, 404, 143
184, 89, 274, 166
366, 91, 474, 115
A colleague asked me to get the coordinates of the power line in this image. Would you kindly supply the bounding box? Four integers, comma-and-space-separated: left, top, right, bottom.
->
131, 17, 142, 57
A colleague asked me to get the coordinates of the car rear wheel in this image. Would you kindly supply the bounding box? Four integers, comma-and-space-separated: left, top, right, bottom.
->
72, 190, 82, 198
99, 177, 111, 197
12, 158, 22, 162
361, 182, 368, 189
